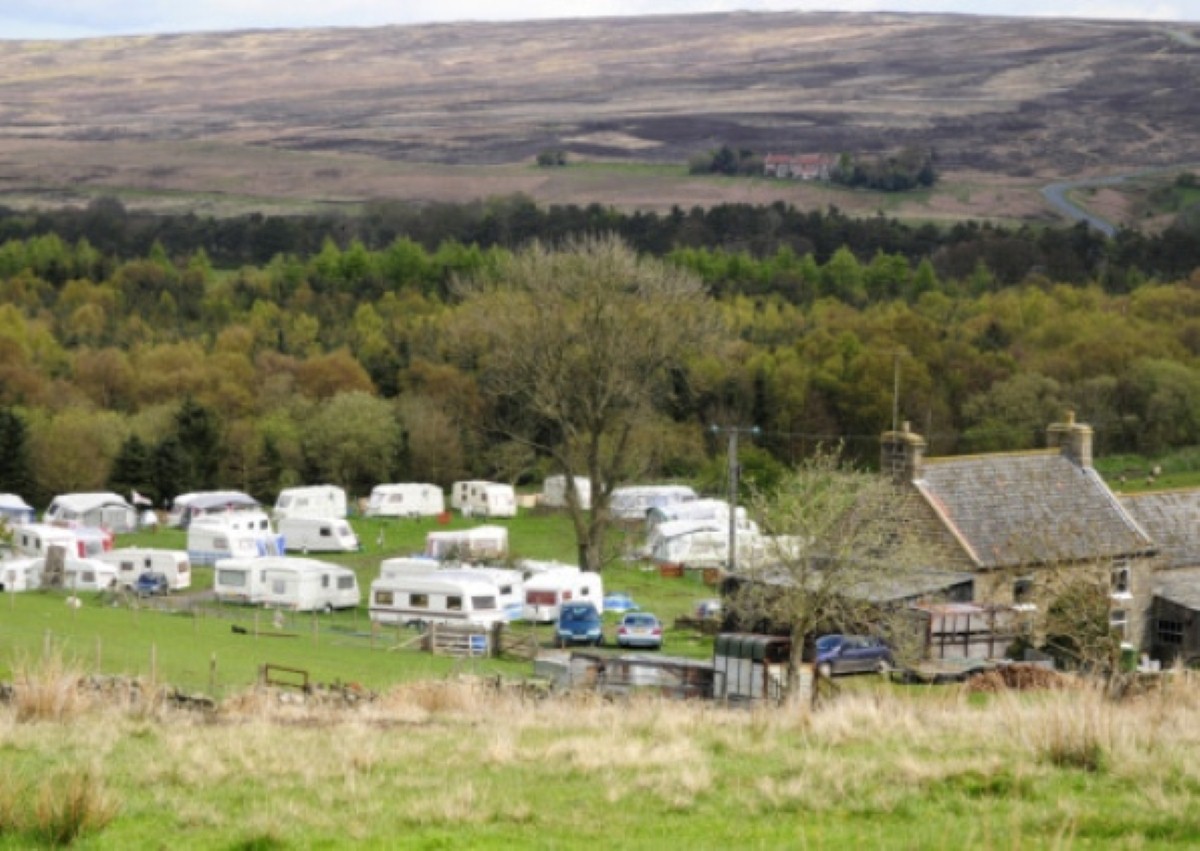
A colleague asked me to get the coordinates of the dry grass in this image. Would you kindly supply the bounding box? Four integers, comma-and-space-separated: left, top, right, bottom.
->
11, 649, 91, 724
7, 673, 1200, 845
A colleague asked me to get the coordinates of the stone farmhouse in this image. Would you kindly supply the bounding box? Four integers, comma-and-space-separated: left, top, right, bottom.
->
880, 413, 1161, 653
763, 153, 836, 180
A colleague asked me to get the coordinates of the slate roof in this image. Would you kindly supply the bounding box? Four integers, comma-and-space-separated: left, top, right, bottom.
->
1121, 490, 1200, 570
915, 450, 1154, 570
1153, 567, 1200, 611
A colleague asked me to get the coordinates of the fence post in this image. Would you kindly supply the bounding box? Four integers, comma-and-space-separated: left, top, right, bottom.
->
209, 652, 217, 697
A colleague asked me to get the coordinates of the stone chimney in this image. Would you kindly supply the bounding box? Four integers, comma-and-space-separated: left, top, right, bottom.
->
1047, 410, 1093, 468
881, 421, 926, 484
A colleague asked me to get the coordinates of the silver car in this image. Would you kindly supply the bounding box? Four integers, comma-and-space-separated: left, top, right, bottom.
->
616, 613, 664, 649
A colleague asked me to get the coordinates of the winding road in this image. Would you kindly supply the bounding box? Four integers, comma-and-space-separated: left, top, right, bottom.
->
1041, 163, 1200, 237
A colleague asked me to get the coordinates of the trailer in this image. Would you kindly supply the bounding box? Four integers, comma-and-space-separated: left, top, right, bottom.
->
0, 558, 41, 592
44, 492, 137, 533
541, 476, 592, 511
610, 485, 697, 521
365, 483, 445, 518
712, 633, 793, 702
278, 516, 360, 553
273, 485, 348, 522
11, 523, 83, 559
424, 525, 509, 561
187, 510, 284, 566
369, 572, 507, 628
451, 481, 517, 518
97, 548, 192, 591
521, 566, 604, 623
0, 494, 35, 526
257, 558, 360, 612
213, 557, 269, 605
167, 491, 260, 529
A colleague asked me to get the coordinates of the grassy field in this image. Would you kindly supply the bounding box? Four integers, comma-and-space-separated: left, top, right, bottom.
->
0, 510, 721, 694
3, 666, 1200, 848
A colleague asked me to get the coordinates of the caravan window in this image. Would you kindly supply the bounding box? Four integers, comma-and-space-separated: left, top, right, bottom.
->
411, 594, 429, 609
272, 579, 286, 594
213, 536, 229, 550
320, 527, 331, 538
388, 494, 404, 504
472, 596, 497, 610
277, 496, 292, 508
259, 520, 268, 530
499, 585, 513, 595
375, 590, 394, 605
322, 574, 330, 588
179, 562, 190, 575
337, 576, 354, 590
120, 561, 136, 574
447, 595, 463, 611
527, 590, 555, 605
217, 569, 246, 587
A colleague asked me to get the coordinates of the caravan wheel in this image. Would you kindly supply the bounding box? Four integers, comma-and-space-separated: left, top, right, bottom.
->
323, 603, 334, 615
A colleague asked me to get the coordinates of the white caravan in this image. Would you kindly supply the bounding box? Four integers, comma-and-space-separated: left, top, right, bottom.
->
522, 566, 604, 623
62, 558, 119, 592
610, 485, 697, 521
369, 572, 506, 628
0, 494, 35, 526
648, 520, 765, 570
44, 492, 137, 533
377, 558, 523, 621
167, 491, 259, 529
424, 525, 509, 561
365, 484, 445, 518
451, 481, 518, 518
257, 558, 360, 612
12, 524, 83, 559
541, 476, 592, 511
187, 510, 284, 566
273, 485, 348, 522
213, 558, 269, 604
645, 498, 748, 533
0, 558, 41, 592
97, 548, 192, 591
278, 516, 360, 553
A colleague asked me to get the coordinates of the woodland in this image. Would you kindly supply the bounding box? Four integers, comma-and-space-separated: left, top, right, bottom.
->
2, 196, 1200, 509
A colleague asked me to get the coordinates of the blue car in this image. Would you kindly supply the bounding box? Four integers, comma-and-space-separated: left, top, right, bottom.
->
815, 634, 892, 677
556, 602, 604, 648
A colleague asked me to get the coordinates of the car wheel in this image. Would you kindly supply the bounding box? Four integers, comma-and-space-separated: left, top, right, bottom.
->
817, 662, 833, 679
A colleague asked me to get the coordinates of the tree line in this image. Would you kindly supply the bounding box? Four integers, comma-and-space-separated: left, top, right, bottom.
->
0, 203, 1199, 509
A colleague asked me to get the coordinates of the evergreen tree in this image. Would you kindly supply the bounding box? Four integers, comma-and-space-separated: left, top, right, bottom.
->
150, 435, 188, 508
174, 397, 221, 491
108, 434, 151, 500
0, 408, 33, 498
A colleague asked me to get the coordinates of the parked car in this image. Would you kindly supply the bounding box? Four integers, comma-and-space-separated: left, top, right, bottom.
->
616, 612, 663, 649
603, 592, 639, 613
815, 634, 892, 677
134, 571, 171, 597
555, 602, 604, 647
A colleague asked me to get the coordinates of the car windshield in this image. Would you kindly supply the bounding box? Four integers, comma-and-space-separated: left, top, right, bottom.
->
625, 615, 656, 627
815, 635, 843, 652
561, 605, 596, 622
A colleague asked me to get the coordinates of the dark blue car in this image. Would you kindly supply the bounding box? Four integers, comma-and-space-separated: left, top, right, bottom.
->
556, 602, 604, 648
815, 634, 892, 677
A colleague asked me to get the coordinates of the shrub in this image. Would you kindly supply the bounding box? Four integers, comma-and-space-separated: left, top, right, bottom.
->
31, 770, 120, 847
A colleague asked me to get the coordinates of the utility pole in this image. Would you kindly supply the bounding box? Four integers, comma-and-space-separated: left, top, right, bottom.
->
711, 425, 760, 573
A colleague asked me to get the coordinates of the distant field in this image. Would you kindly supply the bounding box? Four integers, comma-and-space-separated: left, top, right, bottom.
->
1, 11, 1198, 224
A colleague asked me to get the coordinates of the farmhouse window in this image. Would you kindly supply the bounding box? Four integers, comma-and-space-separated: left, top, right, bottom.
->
1013, 577, 1034, 604
375, 590, 394, 606
1158, 619, 1184, 646
1111, 564, 1131, 597
1110, 609, 1128, 640
411, 593, 429, 609
447, 595, 463, 611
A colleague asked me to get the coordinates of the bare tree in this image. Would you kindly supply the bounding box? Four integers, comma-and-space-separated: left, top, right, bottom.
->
725, 447, 935, 693
450, 234, 720, 571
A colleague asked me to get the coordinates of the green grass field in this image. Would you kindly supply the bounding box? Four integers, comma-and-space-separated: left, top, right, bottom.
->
0, 510, 721, 694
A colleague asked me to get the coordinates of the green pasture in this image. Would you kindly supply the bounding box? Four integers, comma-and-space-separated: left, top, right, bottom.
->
0, 509, 722, 693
